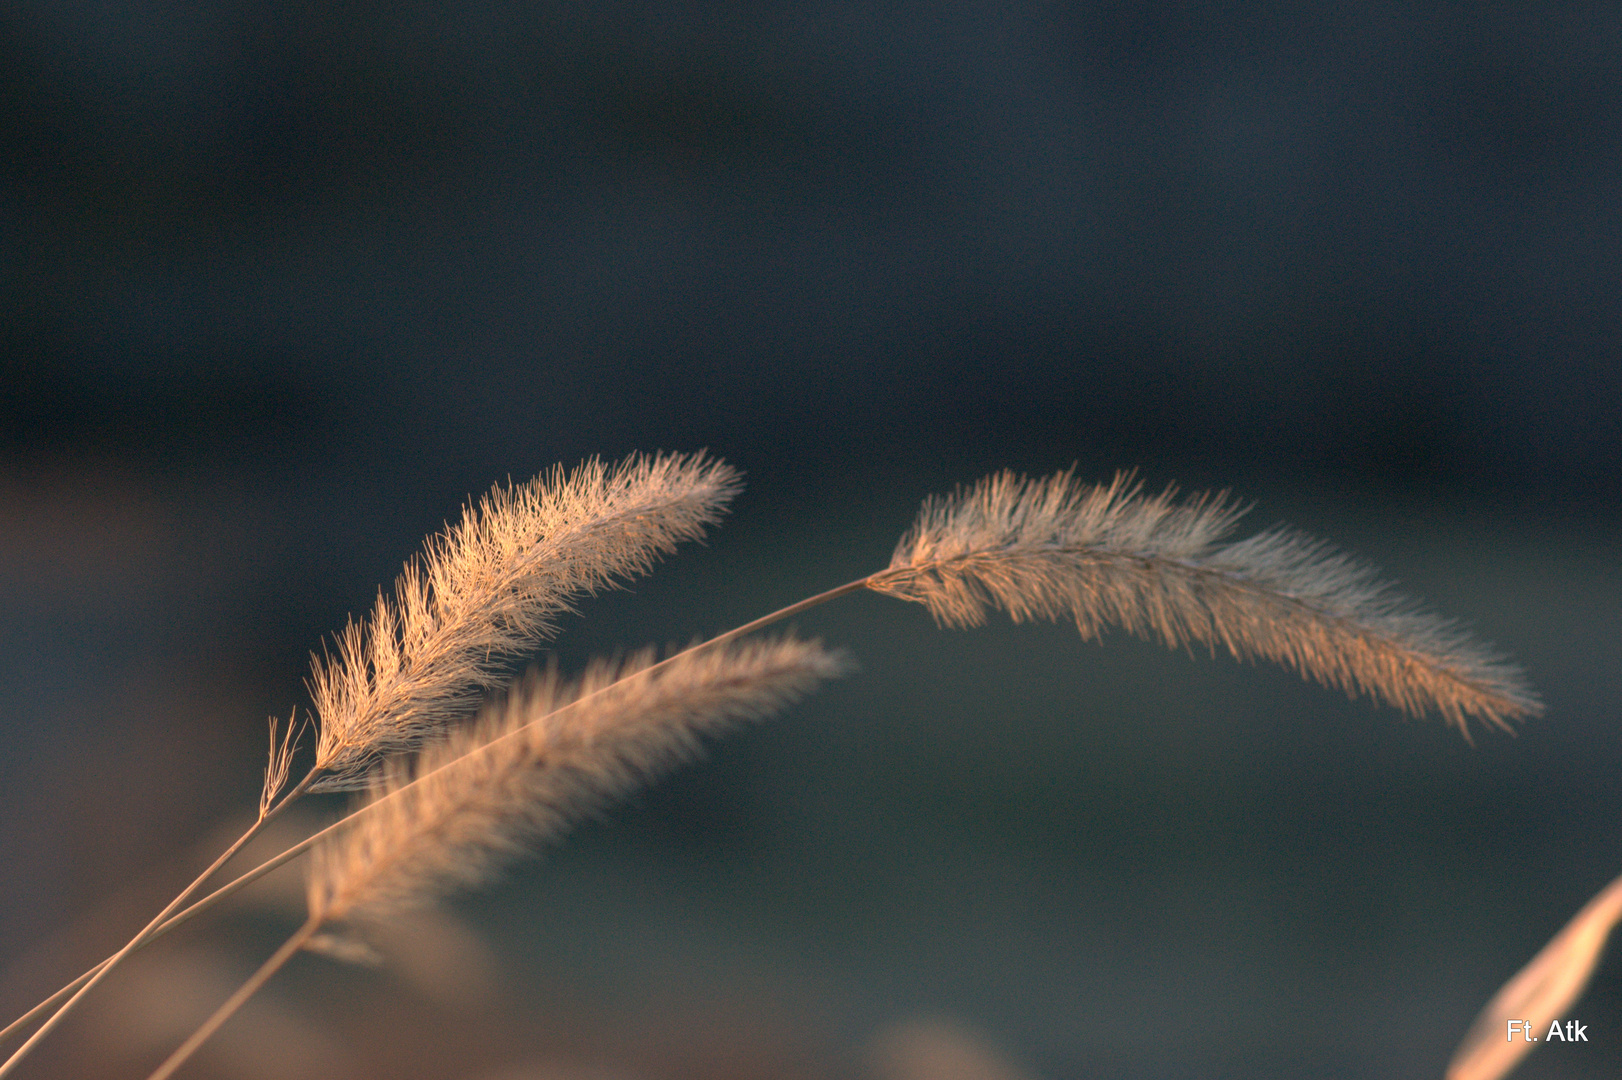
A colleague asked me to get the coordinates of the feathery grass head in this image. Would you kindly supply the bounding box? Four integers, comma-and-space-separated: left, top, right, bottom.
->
307, 451, 742, 792
869, 469, 1541, 734
308, 636, 849, 929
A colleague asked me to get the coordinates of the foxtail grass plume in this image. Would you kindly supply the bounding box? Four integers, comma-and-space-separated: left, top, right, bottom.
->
1446, 870, 1622, 1080
867, 469, 1541, 734
308, 452, 741, 791
6, 456, 1552, 1080
308, 637, 849, 927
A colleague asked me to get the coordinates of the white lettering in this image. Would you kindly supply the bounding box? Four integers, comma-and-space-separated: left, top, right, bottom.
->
1547, 1020, 1566, 1041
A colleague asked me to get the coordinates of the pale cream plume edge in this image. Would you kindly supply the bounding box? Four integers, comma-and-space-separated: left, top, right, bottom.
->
308, 637, 850, 927
868, 469, 1541, 734
307, 451, 742, 791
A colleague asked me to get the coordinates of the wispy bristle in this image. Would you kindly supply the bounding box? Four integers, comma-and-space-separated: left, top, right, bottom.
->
259, 710, 302, 818
869, 469, 1541, 734
307, 452, 742, 791
308, 637, 850, 926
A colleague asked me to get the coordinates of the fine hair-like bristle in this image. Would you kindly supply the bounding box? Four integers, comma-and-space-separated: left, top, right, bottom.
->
308, 637, 850, 926
868, 469, 1542, 734
307, 452, 742, 791
258, 710, 302, 818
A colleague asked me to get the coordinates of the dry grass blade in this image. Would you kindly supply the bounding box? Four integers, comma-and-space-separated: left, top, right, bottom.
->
309, 451, 742, 790
868, 469, 1541, 734
1446, 870, 1622, 1080
309, 637, 850, 926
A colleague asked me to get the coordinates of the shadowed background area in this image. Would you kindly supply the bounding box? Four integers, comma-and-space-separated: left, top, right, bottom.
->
1, 2, 1619, 1077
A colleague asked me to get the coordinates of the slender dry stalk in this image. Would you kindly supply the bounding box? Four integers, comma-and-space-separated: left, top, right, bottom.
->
311, 636, 848, 926
308, 450, 742, 790
0, 583, 870, 1057
145, 637, 847, 1079
1447, 870, 1622, 1080
8, 462, 1546, 1077
0, 452, 739, 1075
867, 469, 1542, 733
145, 915, 325, 1080
0, 772, 309, 1079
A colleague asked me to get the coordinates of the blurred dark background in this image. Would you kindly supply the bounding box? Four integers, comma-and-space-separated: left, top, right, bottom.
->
1, 2, 1619, 1078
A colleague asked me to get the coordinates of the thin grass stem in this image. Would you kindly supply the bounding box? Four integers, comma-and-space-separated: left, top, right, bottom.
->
7, 463, 1542, 1071
0, 768, 317, 1078
143, 916, 323, 1080
0, 576, 875, 1053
